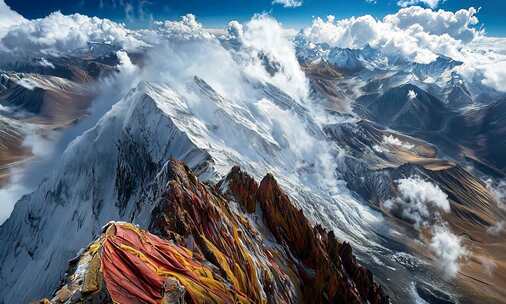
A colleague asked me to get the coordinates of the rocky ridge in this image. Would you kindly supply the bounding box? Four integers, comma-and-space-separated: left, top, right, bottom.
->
40, 160, 388, 304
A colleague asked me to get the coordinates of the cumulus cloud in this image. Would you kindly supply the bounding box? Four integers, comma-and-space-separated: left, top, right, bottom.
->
397, 0, 442, 9
382, 135, 415, 150
451, 37, 506, 93
272, 0, 302, 8
384, 6, 478, 43
0, 10, 223, 66
430, 225, 467, 279
477, 61, 506, 92
0, 11, 148, 61
0, 0, 25, 37
385, 176, 450, 228
298, 6, 480, 64
153, 14, 213, 41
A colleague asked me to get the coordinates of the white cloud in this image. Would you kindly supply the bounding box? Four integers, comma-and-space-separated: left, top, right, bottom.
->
272, 0, 302, 8
0, 11, 221, 66
453, 38, 506, 93
298, 7, 480, 64
385, 177, 468, 278
430, 225, 467, 279
297, 6, 506, 92
385, 176, 450, 228
0, 11, 147, 59
0, 0, 25, 38
153, 14, 213, 41
480, 61, 506, 92
383, 135, 415, 150
397, 0, 442, 9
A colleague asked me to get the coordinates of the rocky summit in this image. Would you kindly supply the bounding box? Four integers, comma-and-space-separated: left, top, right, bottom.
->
39, 161, 388, 304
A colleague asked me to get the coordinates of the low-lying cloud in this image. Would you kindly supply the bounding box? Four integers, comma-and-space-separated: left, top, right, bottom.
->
484, 178, 506, 210
430, 225, 468, 279
385, 176, 450, 228
382, 135, 415, 150
385, 176, 467, 278
298, 6, 480, 64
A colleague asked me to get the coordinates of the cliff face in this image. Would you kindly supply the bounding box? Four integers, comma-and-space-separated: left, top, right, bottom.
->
40, 160, 388, 304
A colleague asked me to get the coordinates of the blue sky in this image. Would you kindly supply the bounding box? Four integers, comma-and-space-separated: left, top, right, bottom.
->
5, 0, 506, 36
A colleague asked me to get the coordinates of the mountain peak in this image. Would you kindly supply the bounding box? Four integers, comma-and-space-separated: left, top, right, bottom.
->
39, 162, 388, 304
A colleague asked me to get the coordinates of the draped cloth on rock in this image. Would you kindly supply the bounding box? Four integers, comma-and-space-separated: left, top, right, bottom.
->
100, 223, 252, 304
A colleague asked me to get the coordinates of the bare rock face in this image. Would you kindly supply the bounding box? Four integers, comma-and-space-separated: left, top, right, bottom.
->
41, 160, 388, 304
217, 165, 258, 213
257, 173, 388, 304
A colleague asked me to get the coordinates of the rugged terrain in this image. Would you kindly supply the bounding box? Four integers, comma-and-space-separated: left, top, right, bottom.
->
0, 8, 505, 304
39, 161, 388, 304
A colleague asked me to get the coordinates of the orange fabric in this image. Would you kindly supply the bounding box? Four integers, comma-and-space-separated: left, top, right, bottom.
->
100, 223, 253, 304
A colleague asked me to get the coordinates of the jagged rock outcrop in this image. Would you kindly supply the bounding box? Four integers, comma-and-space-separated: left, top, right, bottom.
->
41, 161, 388, 304
217, 165, 259, 213
256, 172, 388, 304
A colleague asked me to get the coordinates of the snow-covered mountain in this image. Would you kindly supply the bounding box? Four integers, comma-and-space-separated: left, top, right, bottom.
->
0, 5, 506, 304
0, 66, 392, 301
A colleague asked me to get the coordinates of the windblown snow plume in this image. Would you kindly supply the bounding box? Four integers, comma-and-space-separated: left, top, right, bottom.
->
225, 15, 309, 100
